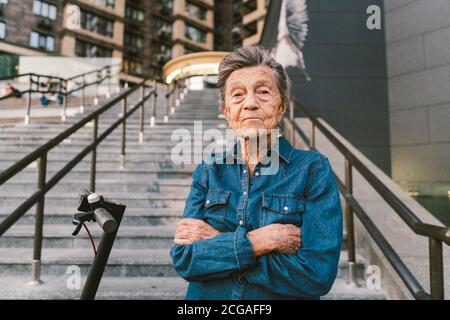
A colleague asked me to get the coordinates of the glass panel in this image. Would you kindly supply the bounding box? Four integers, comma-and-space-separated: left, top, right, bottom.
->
41, 2, 49, 18
49, 5, 57, 20
32, 0, 41, 15
46, 36, 54, 51
30, 31, 39, 47
0, 22, 5, 39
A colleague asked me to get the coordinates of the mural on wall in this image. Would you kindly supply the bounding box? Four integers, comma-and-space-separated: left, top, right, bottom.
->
271, 0, 311, 81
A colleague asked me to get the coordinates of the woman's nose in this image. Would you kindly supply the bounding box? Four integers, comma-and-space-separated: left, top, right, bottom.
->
243, 93, 259, 110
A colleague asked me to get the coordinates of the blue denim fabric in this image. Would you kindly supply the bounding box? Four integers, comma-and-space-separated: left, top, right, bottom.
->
170, 136, 343, 300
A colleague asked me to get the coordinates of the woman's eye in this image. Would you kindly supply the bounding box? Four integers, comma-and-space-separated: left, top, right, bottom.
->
258, 90, 270, 95
232, 93, 242, 97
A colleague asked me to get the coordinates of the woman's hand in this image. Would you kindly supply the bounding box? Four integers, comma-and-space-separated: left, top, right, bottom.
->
174, 218, 222, 245
248, 224, 301, 258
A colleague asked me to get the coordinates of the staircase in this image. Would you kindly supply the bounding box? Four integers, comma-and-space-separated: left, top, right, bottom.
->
0, 86, 385, 300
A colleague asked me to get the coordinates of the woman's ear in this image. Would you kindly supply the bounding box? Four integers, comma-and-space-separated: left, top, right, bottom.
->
222, 103, 230, 122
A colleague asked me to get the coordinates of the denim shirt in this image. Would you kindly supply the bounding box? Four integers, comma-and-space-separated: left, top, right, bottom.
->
170, 136, 343, 300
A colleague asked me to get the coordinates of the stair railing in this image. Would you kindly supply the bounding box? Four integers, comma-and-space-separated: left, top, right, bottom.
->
0, 75, 161, 285
287, 96, 450, 300
0, 63, 121, 124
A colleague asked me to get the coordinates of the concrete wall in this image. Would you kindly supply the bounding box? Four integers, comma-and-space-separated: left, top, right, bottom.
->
384, 0, 450, 196
288, 0, 391, 174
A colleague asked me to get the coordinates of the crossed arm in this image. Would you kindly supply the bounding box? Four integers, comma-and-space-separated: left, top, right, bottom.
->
170, 158, 342, 297
174, 218, 301, 258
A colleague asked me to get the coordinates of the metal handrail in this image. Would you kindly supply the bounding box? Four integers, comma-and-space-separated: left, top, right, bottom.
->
0, 73, 185, 286
0, 63, 122, 124
288, 96, 450, 300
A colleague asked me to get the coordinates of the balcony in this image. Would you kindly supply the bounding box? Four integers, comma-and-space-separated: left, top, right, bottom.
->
158, 27, 171, 40
37, 17, 54, 31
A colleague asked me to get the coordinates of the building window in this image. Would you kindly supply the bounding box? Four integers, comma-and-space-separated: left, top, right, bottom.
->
0, 0, 8, 4
185, 23, 206, 44
80, 10, 114, 37
125, 6, 144, 22
153, 0, 173, 13
124, 33, 143, 53
30, 31, 55, 51
75, 39, 112, 57
92, 0, 115, 9
32, 0, 57, 21
0, 21, 5, 39
123, 58, 143, 75
186, 1, 206, 21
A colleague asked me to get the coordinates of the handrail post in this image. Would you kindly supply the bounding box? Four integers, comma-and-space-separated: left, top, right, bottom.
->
311, 121, 316, 150
94, 70, 100, 106
106, 67, 111, 99
120, 96, 127, 169
175, 80, 180, 108
29, 153, 47, 285
150, 79, 157, 127
164, 83, 170, 123
80, 75, 86, 114
139, 85, 145, 144
345, 159, 359, 287
170, 82, 175, 115
61, 79, 67, 122
180, 79, 185, 101
25, 74, 32, 125
90, 116, 98, 192
429, 238, 444, 299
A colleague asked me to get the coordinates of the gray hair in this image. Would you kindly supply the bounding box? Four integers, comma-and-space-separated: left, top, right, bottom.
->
217, 45, 291, 111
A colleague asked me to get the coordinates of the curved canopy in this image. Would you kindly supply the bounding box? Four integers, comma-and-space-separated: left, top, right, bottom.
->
162, 51, 229, 84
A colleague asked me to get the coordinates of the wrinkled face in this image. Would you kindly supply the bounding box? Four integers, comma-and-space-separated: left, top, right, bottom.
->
223, 65, 286, 138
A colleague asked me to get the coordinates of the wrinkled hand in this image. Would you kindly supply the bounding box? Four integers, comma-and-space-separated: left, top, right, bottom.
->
248, 224, 301, 257
174, 218, 222, 245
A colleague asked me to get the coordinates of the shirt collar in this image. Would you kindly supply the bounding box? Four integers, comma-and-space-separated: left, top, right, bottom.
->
219, 135, 294, 164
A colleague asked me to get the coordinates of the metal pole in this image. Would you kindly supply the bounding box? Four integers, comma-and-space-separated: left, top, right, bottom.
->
429, 238, 444, 300
61, 80, 67, 122
90, 116, 98, 192
94, 70, 99, 106
30, 153, 47, 285
139, 85, 145, 144
25, 75, 32, 125
107, 67, 111, 98
345, 159, 359, 287
81, 75, 86, 114
164, 84, 170, 123
311, 122, 316, 150
170, 83, 175, 115
150, 79, 157, 127
120, 96, 127, 168
175, 80, 180, 108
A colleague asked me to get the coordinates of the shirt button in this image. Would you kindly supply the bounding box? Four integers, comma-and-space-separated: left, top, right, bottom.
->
239, 220, 244, 225
283, 206, 289, 211
206, 200, 210, 205
255, 172, 260, 176
243, 191, 247, 196
243, 170, 247, 174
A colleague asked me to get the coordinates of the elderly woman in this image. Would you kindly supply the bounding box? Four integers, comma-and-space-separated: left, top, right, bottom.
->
170, 45, 342, 300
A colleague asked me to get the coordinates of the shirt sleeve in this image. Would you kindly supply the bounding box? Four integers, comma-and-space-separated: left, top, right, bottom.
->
170, 161, 257, 282
243, 156, 343, 298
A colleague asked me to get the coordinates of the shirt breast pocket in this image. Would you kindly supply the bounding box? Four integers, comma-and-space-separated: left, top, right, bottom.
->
204, 189, 231, 231
261, 194, 304, 227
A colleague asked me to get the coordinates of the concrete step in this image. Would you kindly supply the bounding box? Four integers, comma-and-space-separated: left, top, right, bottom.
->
0, 179, 191, 194
0, 248, 177, 277
0, 276, 385, 300
0, 276, 187, 300
0, 191, 189, 209
0, 248, 362, 280
1, 224, 177, 249
0, 207, 183, 225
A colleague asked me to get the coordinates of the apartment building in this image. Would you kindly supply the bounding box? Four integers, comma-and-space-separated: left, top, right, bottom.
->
0, 0, 269, 81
